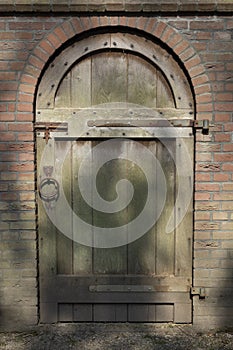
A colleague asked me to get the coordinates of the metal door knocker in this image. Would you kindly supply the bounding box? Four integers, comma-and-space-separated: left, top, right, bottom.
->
39, 166, 59, 205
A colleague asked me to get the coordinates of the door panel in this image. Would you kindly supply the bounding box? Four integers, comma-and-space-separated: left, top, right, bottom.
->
60, 139, 175, 278
38, 137, 193, 323
55, 51, 175, 109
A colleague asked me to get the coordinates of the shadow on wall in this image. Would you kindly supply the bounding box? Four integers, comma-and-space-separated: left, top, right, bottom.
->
193, 248, 233, 330
0, 212, 38, 331
215, 252, 233, 327
0, 244, 38, 327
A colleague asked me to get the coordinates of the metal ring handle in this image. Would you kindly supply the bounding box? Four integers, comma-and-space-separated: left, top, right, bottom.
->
39, 178, 59, 202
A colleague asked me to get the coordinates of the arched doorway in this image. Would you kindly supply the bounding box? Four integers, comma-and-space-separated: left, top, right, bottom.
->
36, 31, 194, 323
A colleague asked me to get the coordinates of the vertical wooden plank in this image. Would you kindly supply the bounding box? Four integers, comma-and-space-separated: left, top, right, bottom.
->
56, 141, 73, 275
55, 72, 71, 108
93, 304, 127, 322
175, 137, 193, 278
128, 140, 156, 275
128, 304, 174, 322
128, 304, 150, 322
37, 137, 58, 322
156, 70, 175, 108
93, 304, 115, 322
128, 54, 157, 107
72, 141, 93, 275
92, 52, 127, 105
40, 303, 58, 323
174, 302, 192, 323
73, 304, 93, 322
37, 138, 57, 277
93, 140, 127, 274
115, 304, 128, 322
58, 304, 73, 322
156, 139, 176, 275
154, 305, 174, 322
71, 59, 91, 108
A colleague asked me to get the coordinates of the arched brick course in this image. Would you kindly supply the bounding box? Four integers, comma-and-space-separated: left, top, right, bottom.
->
17, 16, 212, 122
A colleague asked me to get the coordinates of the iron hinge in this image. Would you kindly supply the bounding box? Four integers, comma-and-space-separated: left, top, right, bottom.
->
88, 118, 210, 134
193, 119, 210, 134
190, 287, 206, 299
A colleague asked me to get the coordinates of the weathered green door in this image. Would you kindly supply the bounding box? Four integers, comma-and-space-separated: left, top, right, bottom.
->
36, 33, 194, 323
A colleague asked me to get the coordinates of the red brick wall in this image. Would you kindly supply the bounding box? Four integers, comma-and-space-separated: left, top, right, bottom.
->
0, 10, 232, 330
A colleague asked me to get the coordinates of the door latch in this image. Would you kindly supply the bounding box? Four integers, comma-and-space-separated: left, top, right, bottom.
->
35, 122, 68, 143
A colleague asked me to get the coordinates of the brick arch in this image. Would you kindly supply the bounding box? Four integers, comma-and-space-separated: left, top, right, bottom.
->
18, 16, 212, 121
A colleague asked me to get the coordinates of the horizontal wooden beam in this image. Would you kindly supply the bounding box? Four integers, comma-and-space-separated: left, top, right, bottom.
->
36, 108, 194, 122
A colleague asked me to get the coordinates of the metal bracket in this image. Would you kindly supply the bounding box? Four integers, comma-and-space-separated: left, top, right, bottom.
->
190, 287, 206, 299
35, 122, 68, 143
194, 120, 210, 134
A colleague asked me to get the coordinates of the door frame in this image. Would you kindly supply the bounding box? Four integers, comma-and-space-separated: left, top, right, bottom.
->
36, 29, 195, 323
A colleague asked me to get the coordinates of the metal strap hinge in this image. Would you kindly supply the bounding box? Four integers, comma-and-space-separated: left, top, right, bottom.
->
190, 287, 206, 299
89, 285, 155, 292
88, 119, 210, 134
35, 119, 210, 142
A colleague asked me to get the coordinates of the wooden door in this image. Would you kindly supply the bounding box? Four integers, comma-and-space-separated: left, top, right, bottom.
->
36, 35, 194, 323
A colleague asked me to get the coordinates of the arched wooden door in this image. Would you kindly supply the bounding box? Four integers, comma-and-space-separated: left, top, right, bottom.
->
36, 32, 194, 323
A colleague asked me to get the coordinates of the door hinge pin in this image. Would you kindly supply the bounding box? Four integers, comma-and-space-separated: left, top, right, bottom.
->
194, 119, 209, 134
190, 287, 206, 299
